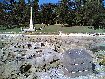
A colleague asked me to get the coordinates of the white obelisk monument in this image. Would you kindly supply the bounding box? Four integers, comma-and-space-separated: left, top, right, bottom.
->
29, 7, 34, 30
22, 7, 35, 32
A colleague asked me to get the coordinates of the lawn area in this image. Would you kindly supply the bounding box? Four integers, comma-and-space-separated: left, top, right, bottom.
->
35, 24, 104, 33
0, 25, 21, 33
0, 24, 104, 34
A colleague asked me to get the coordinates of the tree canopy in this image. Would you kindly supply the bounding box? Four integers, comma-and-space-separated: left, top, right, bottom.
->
0, 0, 105, 29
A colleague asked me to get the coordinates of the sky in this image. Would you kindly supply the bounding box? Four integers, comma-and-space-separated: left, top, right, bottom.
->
0, 0, 60, 5
38, 0, 60, 5
0, 0, 105, 6
25, 0, 60, 5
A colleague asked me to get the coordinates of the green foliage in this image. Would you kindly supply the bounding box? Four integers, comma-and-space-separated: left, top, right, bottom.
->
39, 3, 57, 25
0, 0, 105, 30
92, 13, 105, 30
0, 0, 39, 29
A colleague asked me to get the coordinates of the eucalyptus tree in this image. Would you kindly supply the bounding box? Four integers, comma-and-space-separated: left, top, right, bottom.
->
0, 2, 5, 25
39, 3, 57, 25
33, 0, 39, 24
58, 0, 105, 28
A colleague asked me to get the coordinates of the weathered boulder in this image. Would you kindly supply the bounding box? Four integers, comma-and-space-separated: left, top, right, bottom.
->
63, 49, 93, 78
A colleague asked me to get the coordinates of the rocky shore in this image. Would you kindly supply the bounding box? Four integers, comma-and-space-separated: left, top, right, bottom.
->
0, 34, 105, 79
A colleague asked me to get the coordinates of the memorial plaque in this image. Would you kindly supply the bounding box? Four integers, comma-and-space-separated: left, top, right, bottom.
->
63, 49, 93, 77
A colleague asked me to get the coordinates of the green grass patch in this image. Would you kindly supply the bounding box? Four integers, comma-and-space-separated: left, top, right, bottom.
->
35, 24, 104, 33
0, 27, 21, 33
0, 24, 104, 34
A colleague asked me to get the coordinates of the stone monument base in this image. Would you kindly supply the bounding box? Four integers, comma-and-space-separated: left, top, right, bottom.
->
22, 28, 35, 33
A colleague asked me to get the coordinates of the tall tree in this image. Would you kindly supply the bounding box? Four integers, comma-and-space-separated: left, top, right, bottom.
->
33, 0, 39, 24
39, 3, 57, 25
